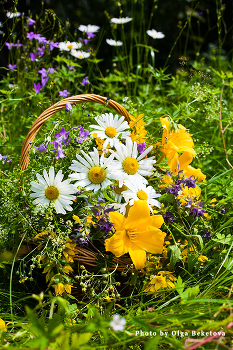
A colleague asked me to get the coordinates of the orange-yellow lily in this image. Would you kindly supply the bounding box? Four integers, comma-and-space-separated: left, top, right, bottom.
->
105, 200, 166, 269
160, 116, 196, 168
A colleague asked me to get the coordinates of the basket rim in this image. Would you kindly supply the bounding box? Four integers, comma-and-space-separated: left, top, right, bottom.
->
19, 93, 131, 171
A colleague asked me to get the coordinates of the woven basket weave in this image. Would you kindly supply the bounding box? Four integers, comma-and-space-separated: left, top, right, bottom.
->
19, 94, 132, 282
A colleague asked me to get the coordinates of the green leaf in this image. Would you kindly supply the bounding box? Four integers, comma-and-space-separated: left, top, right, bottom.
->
71, 332, 92, 347
174, 276, 185, 297
144, 336, 160, 349
167, 245, 181, 270
54, 56, 81, 67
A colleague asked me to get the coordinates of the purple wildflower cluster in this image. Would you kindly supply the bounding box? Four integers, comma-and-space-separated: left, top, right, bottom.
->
0, 154, 12, 164
91, 198, 114, 236
163, 211, 175, 223
34, 67, 56, 93
52, 127, 71, 159
168, 172, 197, 196
202, 229, 212, 241
77, 126, 90, 143
185, 201, 205, 217
34, 127, 71, 159
81, 76, 89, 86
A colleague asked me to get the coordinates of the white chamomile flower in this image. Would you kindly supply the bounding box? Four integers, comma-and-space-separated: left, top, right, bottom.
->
89, 113, 130, 149
58, 41, 82, 51
106, 39, 123, 46
122, 179, 161, 213
6, 11, 21, 18
78, 24, 100, 33
146, 29, 165, 39
70, 50, 90, 59
110, 314, 126, 331
110, 17, 132, 24
69, 147, 115, 192
30, 167, 77, 214
111, 138, 156, 186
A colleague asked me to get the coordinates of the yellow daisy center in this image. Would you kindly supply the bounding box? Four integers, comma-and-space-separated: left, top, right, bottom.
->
122, 157, 139, 175
105, 126, 117, 138
78, 54, 83, 58
114, 183, 127, 194
88, 166, 106, 184
45, 186, 59, 200
136, 190, 148, 200
67, 44, 73, 49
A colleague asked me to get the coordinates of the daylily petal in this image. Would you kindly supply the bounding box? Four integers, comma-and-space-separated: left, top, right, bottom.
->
109, 211, 126, 231
105, 230, 129, 257
128, 246, 146, 269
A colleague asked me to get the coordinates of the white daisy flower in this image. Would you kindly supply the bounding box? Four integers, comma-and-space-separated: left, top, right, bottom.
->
110, 17, 132, 24
110, 314, 126, 331
121, 179, 161, 213
146, 29, 165, 39
106, 39, 123, 46
6, 12, 21, 18
89, 113, 130, 149
78, 24, 100, 33
70, 50, 90, 59
58, 41, 82, 51
111, 138, 156, 187
30, 167, 77, 214
69, 147, 115, 192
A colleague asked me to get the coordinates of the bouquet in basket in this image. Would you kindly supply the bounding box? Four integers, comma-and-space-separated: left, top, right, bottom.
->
1, 95, 216, 302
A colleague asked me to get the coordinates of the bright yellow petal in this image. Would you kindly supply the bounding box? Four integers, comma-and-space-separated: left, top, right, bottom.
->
125, 200, 150, 230
134, 228, 166, 254
184, 166, 206, 183
105, 230, 130, 257
178, 151, 193, 170
150, 215, 164, 229
128, 246, 146, 269
109, 211, 126, 231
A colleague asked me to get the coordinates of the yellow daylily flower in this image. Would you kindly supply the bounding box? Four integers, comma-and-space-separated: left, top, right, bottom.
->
105, 200, 166, 270
160, 117, 196, 166
0, 318, 7, 332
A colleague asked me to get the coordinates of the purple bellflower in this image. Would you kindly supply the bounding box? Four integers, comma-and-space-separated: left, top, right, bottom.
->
59, 90, 70, 97
34, 82, 42, 94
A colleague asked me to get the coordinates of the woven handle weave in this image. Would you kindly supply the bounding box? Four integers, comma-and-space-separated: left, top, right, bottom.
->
19, 94, 130, 171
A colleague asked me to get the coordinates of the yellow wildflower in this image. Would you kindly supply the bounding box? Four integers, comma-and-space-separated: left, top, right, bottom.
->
73, 214, 81, 224
198, 255, 208, 263
105, 200, 166, 270
19, 276, 28, 283
63, 241, 76, 263
62, 265, 74, 275
0, 318, 7, 332
144, 271, 177, 294
204, 213, 211, 220
53, 282, 65, 295
210, 198, 217, 205
129, 114, 147, 143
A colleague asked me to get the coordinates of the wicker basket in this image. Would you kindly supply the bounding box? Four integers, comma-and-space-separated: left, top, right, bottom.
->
19, 94, 133, 296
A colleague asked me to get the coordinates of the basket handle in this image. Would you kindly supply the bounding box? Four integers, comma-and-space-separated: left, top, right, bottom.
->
19, 94, 130, 171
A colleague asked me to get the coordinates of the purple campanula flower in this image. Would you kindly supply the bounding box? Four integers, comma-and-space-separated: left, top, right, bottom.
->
5, 42, 14, 49
41, 76, 49, 87
54, 127, 70, 144
8, 64, 17, 71
38, 68, 47, 78
98, 217, 113, 235
30, 52, 37, 61
56, 147, 65, 159
34, 143, 47, 152
47, 68, 56, 73
218, 208, 226, 214
169, 184, 182, 195
83, 39, 90, 44
137, 142, 146, 154
49, 41, 59, 50
67, 65, 75, 71
81, 76, 89, 86
78, 126, 90, 143
86, 32, 95, 39
13, 43, 23, 48
0, 154, 12, 164
34, 82, 42, 93
26, 32, 35, 40
59, 90, 70, 97
167, 170, 172, 177
66, 103, 73, 115
198, 12, 203, 17
28, 18, 36, 25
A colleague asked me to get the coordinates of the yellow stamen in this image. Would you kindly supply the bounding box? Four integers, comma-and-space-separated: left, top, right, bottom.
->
122, 157, 139, 175
105, 126, 117, 138
45, 186, 59, 200
136, 190, 148, 200
67, 44, 73, 49
88, 166, 106, 184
